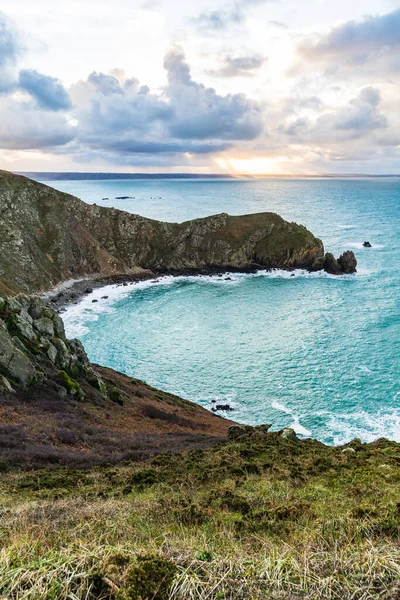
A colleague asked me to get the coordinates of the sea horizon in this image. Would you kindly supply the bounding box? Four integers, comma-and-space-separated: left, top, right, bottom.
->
18, 171, 400, 181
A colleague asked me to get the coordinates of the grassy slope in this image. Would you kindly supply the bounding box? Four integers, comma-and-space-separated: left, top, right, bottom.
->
0, 365, 232, 469
1, 430, 399, 599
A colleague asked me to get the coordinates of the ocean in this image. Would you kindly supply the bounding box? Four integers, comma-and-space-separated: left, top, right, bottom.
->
45, 177, 400, 445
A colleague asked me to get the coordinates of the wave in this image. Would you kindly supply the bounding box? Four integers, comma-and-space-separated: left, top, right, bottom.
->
62, 268, 364, 338
325, 409, 400, 445
271, 400, 312, 437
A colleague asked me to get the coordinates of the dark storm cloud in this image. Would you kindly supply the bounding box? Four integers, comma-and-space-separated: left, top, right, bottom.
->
0, 98, 75, 149
19, 70, 72, 111
209, 54, 266, 77
97, 139, 232, 154
0, 13, 74, 151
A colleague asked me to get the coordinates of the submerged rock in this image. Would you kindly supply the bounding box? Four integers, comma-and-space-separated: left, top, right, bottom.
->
363, 241, 372, 248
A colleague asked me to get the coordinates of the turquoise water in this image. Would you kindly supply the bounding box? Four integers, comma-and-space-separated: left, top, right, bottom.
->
50, 178, 400, 445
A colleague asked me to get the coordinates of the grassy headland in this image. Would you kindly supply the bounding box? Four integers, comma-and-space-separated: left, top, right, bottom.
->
1, 430, 399, 599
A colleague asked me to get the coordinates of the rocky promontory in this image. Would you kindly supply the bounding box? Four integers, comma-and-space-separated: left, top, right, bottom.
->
0, 170, 355, 295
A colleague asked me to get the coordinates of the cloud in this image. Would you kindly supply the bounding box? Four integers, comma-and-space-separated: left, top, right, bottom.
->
210, 54, 266, 77
192, 0, 276, 32
18, 69, 72, 111
71, 47, 263, 162
297, 8, 400, 74
192, 8, 242, 32
279, 87, 388, 143
0, 12, 20, 92
0, 13, 74, 152
0, 97, 75, 149
164, 48, 263, 140
96, 139, 231, 154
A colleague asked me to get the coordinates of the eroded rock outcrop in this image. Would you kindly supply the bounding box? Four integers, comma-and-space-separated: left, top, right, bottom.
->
311, 250, 357, 275
0, 294, 107, 400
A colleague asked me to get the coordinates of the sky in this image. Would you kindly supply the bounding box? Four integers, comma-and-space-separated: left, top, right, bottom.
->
0, 0, 399, 174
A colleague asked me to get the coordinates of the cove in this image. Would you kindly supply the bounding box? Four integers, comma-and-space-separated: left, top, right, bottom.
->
63, 267, 400, 446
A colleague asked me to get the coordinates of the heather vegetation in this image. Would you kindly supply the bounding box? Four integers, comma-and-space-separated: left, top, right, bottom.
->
1, 429, 399, 599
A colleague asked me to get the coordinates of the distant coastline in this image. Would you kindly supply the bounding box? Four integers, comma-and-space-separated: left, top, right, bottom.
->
17, 171, 400, 181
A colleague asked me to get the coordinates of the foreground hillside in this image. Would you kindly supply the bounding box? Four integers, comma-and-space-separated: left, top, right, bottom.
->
1, 429, 399, 599
0, 170, 356, 295
0, 294, 231, 468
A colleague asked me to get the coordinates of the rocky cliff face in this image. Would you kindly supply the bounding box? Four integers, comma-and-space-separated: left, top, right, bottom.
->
0, 294, 105, 398
0, 170, 334, 294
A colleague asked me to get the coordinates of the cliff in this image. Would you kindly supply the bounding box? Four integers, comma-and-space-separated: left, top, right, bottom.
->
0, 170, 353, 295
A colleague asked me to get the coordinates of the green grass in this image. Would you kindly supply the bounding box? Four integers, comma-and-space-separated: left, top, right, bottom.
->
0, 432, 400, 599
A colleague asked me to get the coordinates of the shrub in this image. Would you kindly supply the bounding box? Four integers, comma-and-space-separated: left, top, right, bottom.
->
58, 370, 84, 399
120, 555, 177, 600
109, 387, 124, 406
196, 550, 213, 562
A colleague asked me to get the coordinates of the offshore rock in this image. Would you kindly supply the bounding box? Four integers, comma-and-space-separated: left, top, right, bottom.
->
323, 253, 343, 275
311, 255, 326, 272
338, 250, 357, 274
0, 171, 327, 294
312, 251, 357, 275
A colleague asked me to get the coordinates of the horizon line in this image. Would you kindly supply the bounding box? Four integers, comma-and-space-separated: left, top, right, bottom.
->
17, 171, 400, 180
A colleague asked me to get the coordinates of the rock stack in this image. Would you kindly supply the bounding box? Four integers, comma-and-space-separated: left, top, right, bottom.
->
311, 250, 357, 275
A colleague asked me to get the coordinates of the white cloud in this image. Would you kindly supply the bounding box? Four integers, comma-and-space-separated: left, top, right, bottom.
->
0, 2, 399, 173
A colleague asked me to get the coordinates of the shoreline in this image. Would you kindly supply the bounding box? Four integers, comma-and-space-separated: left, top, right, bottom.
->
44, 265, 272, 311
44, 262, 360, 312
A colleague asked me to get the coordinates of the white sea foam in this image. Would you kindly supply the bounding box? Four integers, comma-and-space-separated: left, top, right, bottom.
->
271, 400, 312, 437
62, 283, 133, 337
271, 400, 292, 414
63, 267, 363, 336
292, 417, 312, 436
358, 365, 373, 374
325, 410, 400, 445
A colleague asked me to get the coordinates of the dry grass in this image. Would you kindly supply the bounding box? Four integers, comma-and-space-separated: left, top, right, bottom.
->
1, 432, 400, 599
